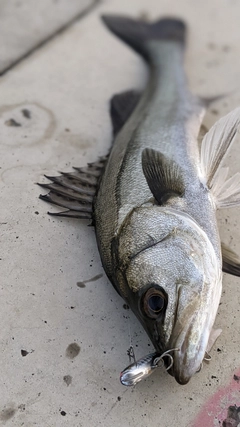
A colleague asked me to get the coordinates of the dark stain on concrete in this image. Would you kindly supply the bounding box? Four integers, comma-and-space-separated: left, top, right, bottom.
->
233, 374, 240, 383
21, 349, 29, 357
5, 118, 21, 127
222, 405, 240, 427
63, 375, 72, 386
22, 109, 31, 119
210, 109, 219, 115
66, 343, 80, 359
0, 407, 16, 421
77, 274, 103, 288
77, 282, 86, 288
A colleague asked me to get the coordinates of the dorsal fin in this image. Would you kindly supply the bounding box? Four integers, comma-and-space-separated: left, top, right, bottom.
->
142, 148, 185, 204
38, 156, 108, 219
110, 90, 141, 136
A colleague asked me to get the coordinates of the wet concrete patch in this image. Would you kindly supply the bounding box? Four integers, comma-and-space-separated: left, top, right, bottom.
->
0, 102, 56, 147
66, 343, 80, 359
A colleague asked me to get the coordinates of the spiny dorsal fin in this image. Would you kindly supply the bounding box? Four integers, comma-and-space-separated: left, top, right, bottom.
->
110, 90, 141, 136
200, 107, 240, 208
38, 156, 108, 219
142, 148, 185, 204
222, 242, 240, 277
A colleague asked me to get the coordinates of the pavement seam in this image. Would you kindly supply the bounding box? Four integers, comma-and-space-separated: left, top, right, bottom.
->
0, 0, 102, 77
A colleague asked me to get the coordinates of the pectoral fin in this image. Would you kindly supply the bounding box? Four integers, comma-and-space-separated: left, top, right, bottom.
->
222, 243, 240, 276
142, 148, 185, 204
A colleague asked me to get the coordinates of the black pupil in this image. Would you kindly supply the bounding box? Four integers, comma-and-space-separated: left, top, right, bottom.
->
148, 295, 164, 313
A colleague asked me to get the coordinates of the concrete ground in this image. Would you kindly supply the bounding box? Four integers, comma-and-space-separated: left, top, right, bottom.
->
1, 0, 240, 426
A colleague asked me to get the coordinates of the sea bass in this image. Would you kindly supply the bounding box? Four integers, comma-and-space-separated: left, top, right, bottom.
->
39, 16, 240, 385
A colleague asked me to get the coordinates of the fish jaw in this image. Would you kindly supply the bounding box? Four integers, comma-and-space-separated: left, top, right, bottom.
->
169, 280, 222, 384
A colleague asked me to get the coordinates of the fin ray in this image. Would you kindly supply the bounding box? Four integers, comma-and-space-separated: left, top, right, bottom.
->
39, 193, 92, 212
222, 243, 240, 276
38, 182, 93, 203
39, 156, 108, 219
200, 107, 240, 208
48, 210, 92, 219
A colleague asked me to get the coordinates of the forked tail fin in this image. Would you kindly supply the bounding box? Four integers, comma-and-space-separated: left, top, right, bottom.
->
101, 15, 186, 60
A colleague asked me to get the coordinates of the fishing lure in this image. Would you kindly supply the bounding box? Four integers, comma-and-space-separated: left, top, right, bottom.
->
120, 346, 178, 386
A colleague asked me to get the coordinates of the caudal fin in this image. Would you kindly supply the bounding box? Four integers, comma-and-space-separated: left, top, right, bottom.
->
101, 15, 186, 60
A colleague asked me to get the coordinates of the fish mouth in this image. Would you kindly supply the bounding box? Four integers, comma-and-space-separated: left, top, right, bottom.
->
143, 323, 205, 385
170, 331, 206, 384
136, 301, 210, 385
168, 309, 210, 385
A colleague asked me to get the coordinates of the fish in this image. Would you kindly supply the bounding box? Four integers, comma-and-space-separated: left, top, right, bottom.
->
39, 15, 240, 385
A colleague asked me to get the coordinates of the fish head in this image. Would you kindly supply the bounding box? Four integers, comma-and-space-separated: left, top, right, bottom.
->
115, 206, 222, 384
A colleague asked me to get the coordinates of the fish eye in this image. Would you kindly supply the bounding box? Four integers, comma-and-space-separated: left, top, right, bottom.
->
142, 287, 166, 319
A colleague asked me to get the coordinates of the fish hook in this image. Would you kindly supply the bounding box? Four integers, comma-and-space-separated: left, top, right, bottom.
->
153, 347, 180, 371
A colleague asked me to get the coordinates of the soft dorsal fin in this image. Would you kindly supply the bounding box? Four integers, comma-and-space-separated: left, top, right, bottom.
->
222, 243, 240, 277
142, 148, 185, 204
200, 107, 240, 208
110, 90, 141, 136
